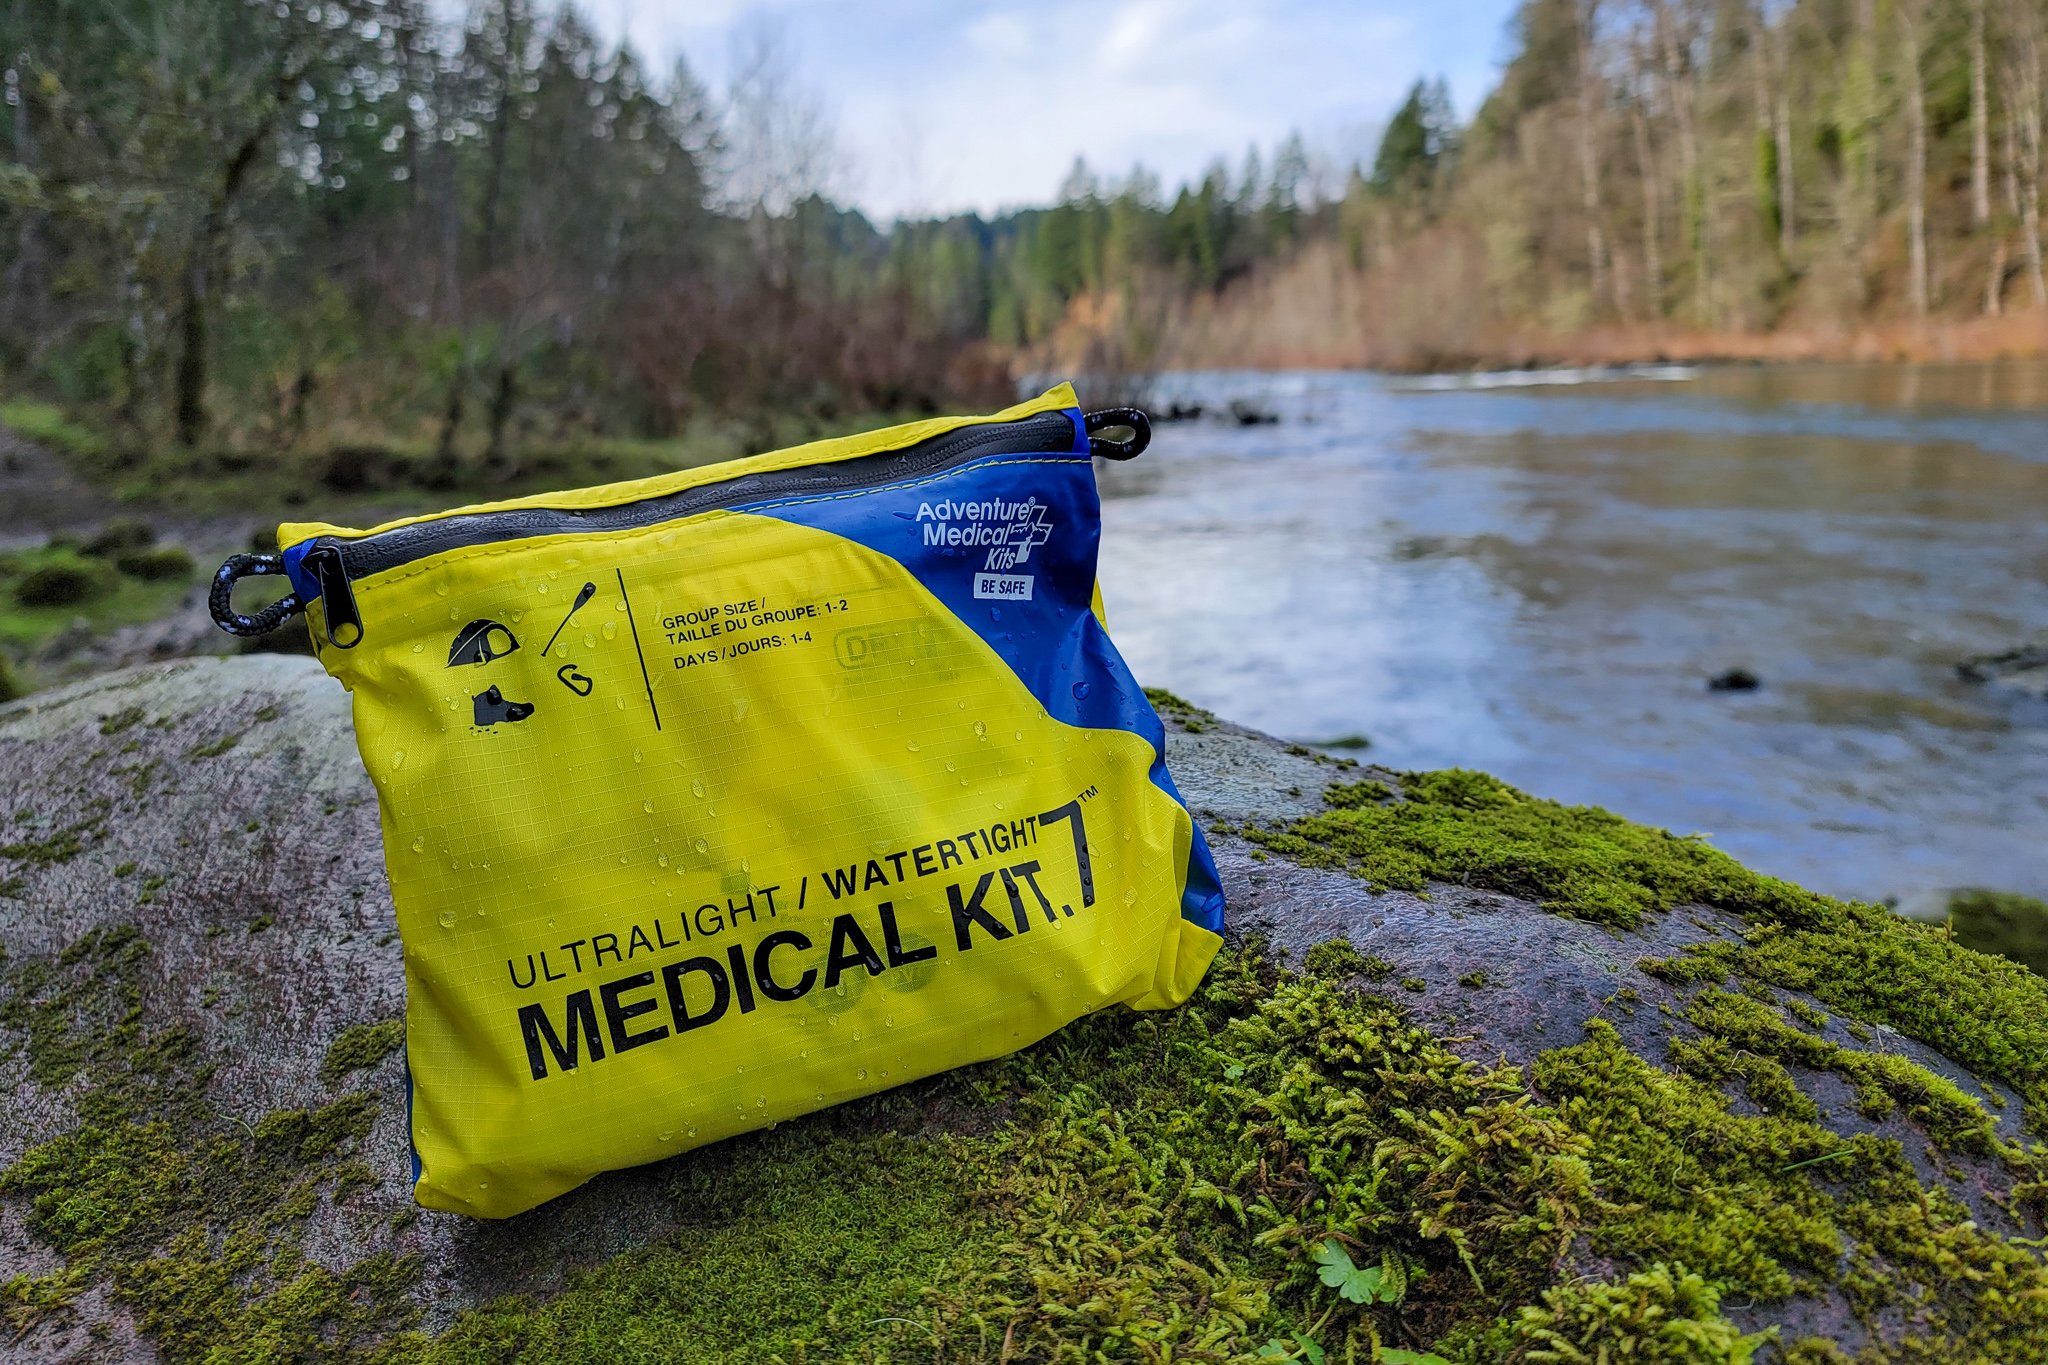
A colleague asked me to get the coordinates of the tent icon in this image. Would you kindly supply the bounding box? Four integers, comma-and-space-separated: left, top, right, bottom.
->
448, 619, 519, 667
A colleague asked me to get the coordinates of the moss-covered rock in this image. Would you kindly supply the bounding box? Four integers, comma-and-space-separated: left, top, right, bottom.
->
0, 660, 2041, 1362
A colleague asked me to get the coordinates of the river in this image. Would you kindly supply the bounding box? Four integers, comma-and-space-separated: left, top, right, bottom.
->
1096, 363, 2048, 905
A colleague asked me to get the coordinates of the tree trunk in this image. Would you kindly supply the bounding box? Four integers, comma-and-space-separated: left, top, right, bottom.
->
478, 0, 527, 276
1632, 91, 1664, 319
1748, 1, 1780, 256
1902, 4, 1930, 318
434, 362, 467, 481
1972, 0, 1993, 230
172, 82, 283, 448
1576, 0, 1609, 314
4, 0, 44, 342
483, 362, 519, 474
1656, 0, 1708, 323
1773, 20, 1796, 258
2012, 15, 2048, 306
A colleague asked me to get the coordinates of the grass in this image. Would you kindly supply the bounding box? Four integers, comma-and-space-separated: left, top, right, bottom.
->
9, 399, 942, 522
0, 542, 197, 657
0, 399, 104, 460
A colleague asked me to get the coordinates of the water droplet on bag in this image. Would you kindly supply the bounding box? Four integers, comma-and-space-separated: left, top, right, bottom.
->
411, 835, 426, 853
691, 779, 707, 799
643, 799, 655, 814
988, 607, 1002, 622
694, 838, 709, 854
391, 749, 406, 769
633, 748, 644, 764
906, 740, 920, 753
855, 1068, 869, 1081
973, 720, 988, 738
657, 853, 670, 868
602, 621, 617, 640
411, 642, 424, 654
437, 909, 457, 928
1071, 682, 1092, 700
583, 632, 596, 649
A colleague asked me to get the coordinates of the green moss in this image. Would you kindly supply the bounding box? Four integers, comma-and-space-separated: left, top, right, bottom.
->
1256, 769, 2048, 1147
186, 733, 240, 760
405, 1131, 978, 1364
1645, 916, 2048, 1137
1143, 686, 1217, 732
1786, 998, 1831, 1031
1504, 1264, 1774, 1363
1538, 1019, 2048, 1361
321, 1020, 405, 1087
0, 1264, 89, 1337
0, 926, 417, 1358
1246, 769, 1830, 929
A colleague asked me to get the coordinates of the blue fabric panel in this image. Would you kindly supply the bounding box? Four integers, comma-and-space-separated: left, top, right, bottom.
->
738, 439, 1226, 934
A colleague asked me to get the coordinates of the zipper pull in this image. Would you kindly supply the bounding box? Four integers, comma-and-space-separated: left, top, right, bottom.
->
303, 545, 364, 648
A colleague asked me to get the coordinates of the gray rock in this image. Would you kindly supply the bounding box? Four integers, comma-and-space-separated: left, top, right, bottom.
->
0, 657, 2033, 1358
1957, 641, 2048, 700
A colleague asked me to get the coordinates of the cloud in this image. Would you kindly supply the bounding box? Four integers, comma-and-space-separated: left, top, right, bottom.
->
592, 0, 1519, 219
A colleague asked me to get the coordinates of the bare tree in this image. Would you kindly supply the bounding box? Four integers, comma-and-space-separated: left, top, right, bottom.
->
718, 20, 838, 217
1972, 0, 1993, 231
1576, 0, 1610, 313
1900, 1, 1929, 318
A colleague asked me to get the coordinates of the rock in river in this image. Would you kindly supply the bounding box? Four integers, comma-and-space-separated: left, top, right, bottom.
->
2, 659, 2044, 1362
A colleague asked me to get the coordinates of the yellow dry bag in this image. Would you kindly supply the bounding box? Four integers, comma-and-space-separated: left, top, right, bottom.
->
212, 384, 1225, 1218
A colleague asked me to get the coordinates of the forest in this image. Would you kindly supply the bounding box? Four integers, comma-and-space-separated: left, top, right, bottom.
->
3, 0, 2045, 482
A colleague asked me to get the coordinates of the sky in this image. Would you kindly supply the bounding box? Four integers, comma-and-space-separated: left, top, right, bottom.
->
589, 0, 1525, 221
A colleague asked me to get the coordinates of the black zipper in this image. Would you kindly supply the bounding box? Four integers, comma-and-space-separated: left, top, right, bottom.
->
302, 410, 1079, 648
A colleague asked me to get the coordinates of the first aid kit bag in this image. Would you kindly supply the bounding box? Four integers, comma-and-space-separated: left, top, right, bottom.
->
212, 383, 1226, 1218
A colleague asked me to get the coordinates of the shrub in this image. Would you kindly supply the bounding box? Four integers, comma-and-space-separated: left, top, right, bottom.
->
13, 558, 114, 608
82, 518, 156, 558
114, 547, 196, 582
1948, 889, 2048, 976
0, 651, 23, 703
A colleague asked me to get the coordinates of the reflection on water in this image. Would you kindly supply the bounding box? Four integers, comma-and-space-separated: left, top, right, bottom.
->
1100, 363, 2048, 902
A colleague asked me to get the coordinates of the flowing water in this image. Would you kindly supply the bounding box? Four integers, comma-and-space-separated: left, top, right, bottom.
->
1096, 363, 2048, 904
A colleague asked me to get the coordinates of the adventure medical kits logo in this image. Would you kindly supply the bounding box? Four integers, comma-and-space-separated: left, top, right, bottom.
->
915, 495, 1053, 602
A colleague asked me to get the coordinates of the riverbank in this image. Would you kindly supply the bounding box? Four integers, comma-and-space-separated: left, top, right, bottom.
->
1146, 308, 2048, 376
1031, 242, 2048, 376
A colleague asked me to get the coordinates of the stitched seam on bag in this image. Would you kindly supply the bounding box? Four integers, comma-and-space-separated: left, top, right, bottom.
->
349, 455, 1087, 600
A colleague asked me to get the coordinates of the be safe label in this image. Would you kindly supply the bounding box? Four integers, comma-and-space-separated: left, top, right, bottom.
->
973, 573, 1034, 601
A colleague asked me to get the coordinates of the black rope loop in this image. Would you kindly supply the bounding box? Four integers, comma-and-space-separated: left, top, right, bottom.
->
209, 553, 304, 637
1083, 407, 1151, 460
